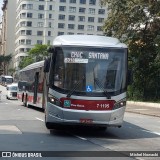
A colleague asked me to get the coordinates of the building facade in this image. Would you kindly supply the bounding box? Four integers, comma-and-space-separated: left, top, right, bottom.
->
0, 22, 2, 74
1, 0, 16, 74
15, 0, 107, 70
0, 22, 2, 55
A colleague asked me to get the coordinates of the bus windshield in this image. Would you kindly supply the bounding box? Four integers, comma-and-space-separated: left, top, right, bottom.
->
49, 46, 127, 96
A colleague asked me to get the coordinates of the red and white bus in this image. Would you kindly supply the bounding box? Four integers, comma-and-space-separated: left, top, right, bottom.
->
17, 61, 44, 108
18, 35, 129, 130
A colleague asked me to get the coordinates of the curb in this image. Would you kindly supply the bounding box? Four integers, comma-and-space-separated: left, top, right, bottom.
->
127, 101, 160, 108
126, 110, 160, 118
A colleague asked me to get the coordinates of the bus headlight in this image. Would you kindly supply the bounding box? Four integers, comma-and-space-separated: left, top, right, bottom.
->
48, 94, 62, 107
113, 99, 126, 110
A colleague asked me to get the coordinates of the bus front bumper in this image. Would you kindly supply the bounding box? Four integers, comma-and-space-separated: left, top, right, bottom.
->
45, 103, 126, 127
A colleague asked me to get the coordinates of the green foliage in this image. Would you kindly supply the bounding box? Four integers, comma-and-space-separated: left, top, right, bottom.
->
29, 44, 48, 57
0, 54, 12, 63
101, 0, 160, 101
18, 56, 34, 70
0, 54, 12, 75
18, 44, 49, 69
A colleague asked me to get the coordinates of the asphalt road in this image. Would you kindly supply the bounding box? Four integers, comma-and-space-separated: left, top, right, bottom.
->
0, 85, 159, 160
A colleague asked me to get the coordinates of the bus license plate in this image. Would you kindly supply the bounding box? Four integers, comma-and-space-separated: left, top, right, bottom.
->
80, 119, 93, 124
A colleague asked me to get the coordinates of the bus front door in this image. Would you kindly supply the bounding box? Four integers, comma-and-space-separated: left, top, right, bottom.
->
33, 72, 39, 104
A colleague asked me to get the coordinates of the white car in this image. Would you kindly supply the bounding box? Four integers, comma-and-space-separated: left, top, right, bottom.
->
6, 83, 18, 100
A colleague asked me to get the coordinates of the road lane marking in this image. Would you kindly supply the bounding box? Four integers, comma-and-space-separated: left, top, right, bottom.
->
152, 132, 160, 136
35, 117, 44, 122
142, 129, 160, 136
65, 131, 87, 141
73, 135, 87, 141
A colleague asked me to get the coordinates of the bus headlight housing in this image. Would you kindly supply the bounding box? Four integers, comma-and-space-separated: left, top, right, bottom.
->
48, 94, 62, 107
113, 99, 126, 110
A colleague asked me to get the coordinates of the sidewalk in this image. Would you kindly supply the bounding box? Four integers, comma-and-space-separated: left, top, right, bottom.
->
126, 101, 160, 117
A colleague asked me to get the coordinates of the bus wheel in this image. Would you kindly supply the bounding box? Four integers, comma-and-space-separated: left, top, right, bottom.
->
24, 95, 28, 107
22, 94, 24, 102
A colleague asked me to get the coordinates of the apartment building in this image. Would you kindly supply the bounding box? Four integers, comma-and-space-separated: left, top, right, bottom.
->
15, 0, 107, 69
1, 0, 16, 73
0, 22, 2, 55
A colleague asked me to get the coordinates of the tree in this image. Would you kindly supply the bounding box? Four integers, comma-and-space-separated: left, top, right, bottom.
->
101, 0, 160, 101
18, 44, 49, 69
18, 56, 34, 70
29, 44, 49, 61
0, 54, 12, 75
8, 68, 16, 76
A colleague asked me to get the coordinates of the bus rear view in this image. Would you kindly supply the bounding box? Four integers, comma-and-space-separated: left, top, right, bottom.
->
44, 35, 128, 130
1, 75, 13, 86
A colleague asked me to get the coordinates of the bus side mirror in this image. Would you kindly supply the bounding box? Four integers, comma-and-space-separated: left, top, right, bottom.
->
127, 70, 133, 85
47, 46, 54, 53
44, 58, 50, 73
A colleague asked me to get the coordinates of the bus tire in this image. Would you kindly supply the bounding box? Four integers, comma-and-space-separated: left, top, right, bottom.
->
23, 96, 25, 107
26, 96, 30, 108
22, 94, 24, 102
24, 95, 28, 107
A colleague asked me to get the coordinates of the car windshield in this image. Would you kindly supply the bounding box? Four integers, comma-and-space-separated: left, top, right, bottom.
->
49, 46, 127, 96
8, 86, 17, 91
6, 78, 13, 83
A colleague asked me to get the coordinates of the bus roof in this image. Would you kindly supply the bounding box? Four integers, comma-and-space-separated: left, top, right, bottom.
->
20, 60, 44, 72
1, 75, 13, 78
7, 83, 18, 87
53, 35, 127, 48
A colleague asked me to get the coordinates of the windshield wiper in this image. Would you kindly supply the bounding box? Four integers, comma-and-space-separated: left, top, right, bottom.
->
66, 76, 85, 98
94, 78, 111, 99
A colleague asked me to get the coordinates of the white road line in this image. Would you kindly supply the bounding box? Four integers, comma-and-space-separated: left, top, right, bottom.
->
35, 117, 44, 122
142, 129, 160, 136
65, 131, 87, 141
73, 135, 87, 141
152, 132, 160, 136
